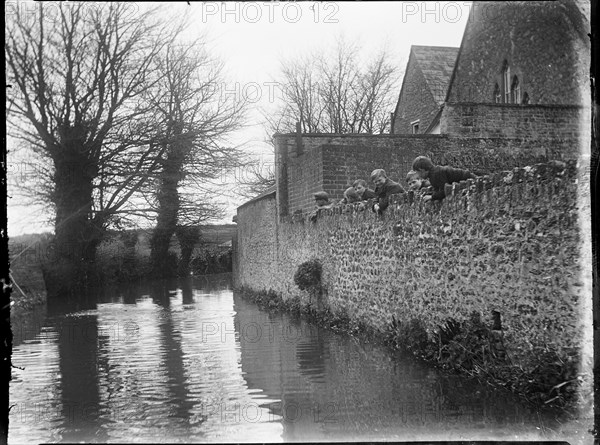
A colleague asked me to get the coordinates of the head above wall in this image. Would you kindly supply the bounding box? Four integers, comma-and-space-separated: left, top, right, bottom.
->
271, 132, 581, 217
314, 191, 329, 201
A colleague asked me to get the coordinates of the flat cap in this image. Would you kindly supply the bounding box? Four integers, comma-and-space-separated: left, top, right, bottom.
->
313, 191, 329, 201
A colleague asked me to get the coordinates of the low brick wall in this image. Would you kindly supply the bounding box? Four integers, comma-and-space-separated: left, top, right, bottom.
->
236, 161, 590, 375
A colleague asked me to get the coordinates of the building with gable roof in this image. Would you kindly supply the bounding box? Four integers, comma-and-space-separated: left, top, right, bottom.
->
391, 45, 458, 135
392, 1, 590, 141
445, 0, 589, 107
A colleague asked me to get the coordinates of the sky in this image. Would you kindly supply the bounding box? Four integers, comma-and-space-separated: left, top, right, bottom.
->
6, 1, 471, 236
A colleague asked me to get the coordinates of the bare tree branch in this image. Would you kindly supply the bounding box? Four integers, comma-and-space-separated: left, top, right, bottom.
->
269, 38, 401, 134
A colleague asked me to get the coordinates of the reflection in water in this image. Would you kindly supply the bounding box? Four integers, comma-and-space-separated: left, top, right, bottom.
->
56, 312, 107, 443
149, 279, 196, 433
9, 274, 590, 443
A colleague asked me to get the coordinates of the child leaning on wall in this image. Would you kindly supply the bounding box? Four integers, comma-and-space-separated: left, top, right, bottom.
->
308, 191, 334, 222
412, 156, 476, 202
352, 179, 377, 201
370, 169, 406, 214
338, 186, 361, 205
406, 170, 431, 192
406, 170, 432, 201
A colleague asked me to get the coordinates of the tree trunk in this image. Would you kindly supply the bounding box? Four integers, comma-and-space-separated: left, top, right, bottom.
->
150, 154, 182, 277
43, 131, 102, 299
176, 226, 200, 276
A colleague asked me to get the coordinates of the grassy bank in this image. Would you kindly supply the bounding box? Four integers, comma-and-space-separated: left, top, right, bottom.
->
9, 233, 50, 316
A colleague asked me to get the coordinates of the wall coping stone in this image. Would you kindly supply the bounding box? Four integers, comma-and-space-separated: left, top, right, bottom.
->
274, 132, 447, 139
295, 160, 577, 225
444, 102, 585, 110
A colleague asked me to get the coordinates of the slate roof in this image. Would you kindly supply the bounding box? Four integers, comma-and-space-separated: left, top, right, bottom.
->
411, 45, 459, 104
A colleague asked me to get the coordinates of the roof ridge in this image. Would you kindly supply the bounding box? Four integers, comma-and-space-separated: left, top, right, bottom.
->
411, 45, 460, 50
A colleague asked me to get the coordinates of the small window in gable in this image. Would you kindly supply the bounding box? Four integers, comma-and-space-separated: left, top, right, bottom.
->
511, 76, 521, 104
522, 92, 530, 104
493, 83, 501, 103
411, 119, 420, 134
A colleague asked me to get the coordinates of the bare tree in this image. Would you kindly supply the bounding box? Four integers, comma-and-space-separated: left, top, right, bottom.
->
243, 39, 400, 201
5, 3, 191, 296
270, 39, 401, 134
234, 160, 276, 200
318, 39, 361, 133
280, 56, 324, 133
143, 41, 247, 276
358, 50, 401, 134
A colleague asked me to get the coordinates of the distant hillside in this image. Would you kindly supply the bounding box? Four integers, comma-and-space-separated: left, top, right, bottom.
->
10, 225, 237, 246
9, 232, 51, 247
9, 225, 237, 266
195, 224, 237, 245
131, 224, 237, 247
8, 232, 52, 262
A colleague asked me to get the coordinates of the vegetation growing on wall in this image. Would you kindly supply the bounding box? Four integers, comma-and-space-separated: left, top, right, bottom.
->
293, 259, 322, 290
293, 259, 324, 304
383, 312, 583, 410
235, 160, 591, 413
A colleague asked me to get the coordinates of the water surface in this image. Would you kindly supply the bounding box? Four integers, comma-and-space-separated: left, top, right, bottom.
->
9, 274, 589, 443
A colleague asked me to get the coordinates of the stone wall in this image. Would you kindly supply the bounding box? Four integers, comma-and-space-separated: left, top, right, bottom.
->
287, 141, 324, 213
235, 161, 589, 370
446, 1, 590, 105
274, 133, 580, 216
234, 193, 278, 290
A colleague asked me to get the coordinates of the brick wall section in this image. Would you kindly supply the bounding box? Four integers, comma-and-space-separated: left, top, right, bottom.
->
235, 162, 589, 370
446, 1, 589, 105
392, 55, 439, 134
275, 133, 581, 215
287, 142, 324, 213
441, 103, 587, 141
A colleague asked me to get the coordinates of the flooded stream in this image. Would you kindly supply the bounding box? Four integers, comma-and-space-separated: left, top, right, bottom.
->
9, 274, 587, 443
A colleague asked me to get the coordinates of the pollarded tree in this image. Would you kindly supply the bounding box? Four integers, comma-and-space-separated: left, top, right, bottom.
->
5, 3, 188, 296
142, 42, 247, 277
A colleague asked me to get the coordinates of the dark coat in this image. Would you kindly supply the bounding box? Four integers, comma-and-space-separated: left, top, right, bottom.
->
361, 189, 377, 200
374, 179, 405, 212
428, 166, 476, 200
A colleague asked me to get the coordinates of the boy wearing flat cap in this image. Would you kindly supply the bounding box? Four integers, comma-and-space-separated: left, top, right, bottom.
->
309, 191, 334, 222
313, 191, 334, 208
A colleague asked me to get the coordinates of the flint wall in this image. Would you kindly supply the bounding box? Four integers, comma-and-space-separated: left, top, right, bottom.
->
235, 161, 589, 367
